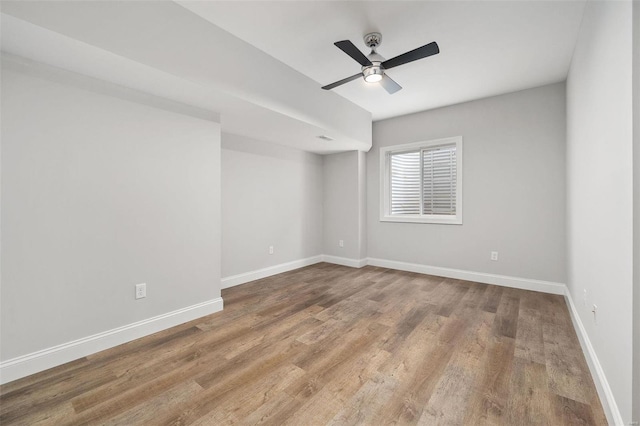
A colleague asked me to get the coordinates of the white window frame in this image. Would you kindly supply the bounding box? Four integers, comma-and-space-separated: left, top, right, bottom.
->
380, 136, 463, 225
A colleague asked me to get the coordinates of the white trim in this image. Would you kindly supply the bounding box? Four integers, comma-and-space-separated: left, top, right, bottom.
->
222, 256, 565, 294
0, 298, 223, 385
220, 255, 368, 290
322, 255, 368, 268
379, 136, 463, 225
221, 255, 323, 289
564, 289, 624, 426
366, 257, 565, 295
379, 214, 463, 225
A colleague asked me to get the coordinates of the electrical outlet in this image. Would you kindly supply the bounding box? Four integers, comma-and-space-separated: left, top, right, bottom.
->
135, 283, 146, 299
490, 251, 498, 261
339, 240, 344, 248
269, 245, 274, 255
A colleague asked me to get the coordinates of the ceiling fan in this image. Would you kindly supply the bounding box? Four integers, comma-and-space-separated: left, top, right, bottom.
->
322, 32, 439, 94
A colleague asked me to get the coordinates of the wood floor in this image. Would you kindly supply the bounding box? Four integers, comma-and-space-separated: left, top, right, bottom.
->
0, 263, 606, 425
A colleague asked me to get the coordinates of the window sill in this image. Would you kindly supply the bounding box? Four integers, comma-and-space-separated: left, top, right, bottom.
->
380, 215, 462, 225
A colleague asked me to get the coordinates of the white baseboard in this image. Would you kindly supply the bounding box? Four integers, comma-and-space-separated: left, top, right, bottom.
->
0, 257, 587, 391
322, 255, 368, 268
0, 297, 223, 385
221, 255, 368, 289
321, 256, 565, 295
221, 255, 323, 289
222, 256, 565, 295
564, 289, 623, 426
366, 257, 566, 295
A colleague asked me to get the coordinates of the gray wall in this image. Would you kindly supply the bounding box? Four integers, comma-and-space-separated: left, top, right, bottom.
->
566, 1, 634, 422
221, 133, 323, 278
1, 67, 221, 361
357, 151, 367, 260
368, 83, 567, 283
634, 1, 640, 421
323, 151, 364, 260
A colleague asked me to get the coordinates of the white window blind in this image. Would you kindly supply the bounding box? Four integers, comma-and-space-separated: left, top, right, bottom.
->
422, 145, 457, 215
389, 144, 457, 216
390, 151, 421, 215
380, 136, 462, 224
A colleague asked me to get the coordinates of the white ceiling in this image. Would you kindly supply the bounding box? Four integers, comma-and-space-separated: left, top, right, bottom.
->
179, 1, 586, 121
2, 1, 588, 154
1, 2, 372, 153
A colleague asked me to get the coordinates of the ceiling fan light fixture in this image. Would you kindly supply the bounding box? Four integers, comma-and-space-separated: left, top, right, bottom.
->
363, 66, 383, 83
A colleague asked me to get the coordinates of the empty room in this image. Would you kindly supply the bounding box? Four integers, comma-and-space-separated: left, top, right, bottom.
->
0, 0, 638, 425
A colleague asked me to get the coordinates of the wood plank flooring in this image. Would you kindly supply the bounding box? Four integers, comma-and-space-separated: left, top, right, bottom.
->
0, 263, 607, 425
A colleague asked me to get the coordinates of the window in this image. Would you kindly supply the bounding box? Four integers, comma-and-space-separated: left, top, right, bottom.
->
380, 136, 462, 224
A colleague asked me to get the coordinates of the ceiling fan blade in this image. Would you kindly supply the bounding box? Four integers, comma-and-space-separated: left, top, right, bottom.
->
380, 74, 402, 94
322, 73, 362, 90
381, 41, 439, 70
334, 40, 372, 67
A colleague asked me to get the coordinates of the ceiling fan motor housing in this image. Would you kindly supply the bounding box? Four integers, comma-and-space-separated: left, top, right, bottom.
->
364, 32, 382, 50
